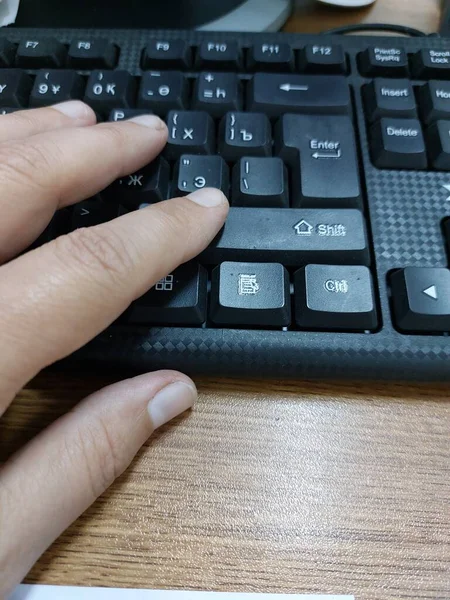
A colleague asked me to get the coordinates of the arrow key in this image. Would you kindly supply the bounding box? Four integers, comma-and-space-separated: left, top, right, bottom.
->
391, 267, 450, 332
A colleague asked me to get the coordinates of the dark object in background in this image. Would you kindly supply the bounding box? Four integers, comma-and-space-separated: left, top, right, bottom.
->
13, 0, 246, 29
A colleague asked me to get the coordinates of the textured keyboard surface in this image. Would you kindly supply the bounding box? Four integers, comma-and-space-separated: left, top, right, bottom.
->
5, 27, 450, 380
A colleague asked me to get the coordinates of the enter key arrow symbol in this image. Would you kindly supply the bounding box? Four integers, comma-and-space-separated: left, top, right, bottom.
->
423, 285, 438, 300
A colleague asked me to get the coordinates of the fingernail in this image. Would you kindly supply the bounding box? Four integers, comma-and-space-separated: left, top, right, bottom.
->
186, 187, 227, 207
129, 114, 167, 130
51, 100, 94, 121
147, 381, 197, 429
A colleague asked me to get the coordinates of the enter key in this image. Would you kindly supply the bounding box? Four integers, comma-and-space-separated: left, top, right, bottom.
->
276, 114, 362, 208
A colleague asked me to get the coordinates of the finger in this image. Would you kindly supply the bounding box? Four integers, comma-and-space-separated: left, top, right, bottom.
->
0, 370, 196, 597
0, 101, 96, 144
0, 113, 167, 262
0, 188, 228, 412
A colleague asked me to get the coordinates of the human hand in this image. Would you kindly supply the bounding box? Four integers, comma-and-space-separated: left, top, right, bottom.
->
0, 101, 229, 596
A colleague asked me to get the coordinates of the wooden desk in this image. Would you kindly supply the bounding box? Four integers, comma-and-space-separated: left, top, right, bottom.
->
1, 1, 449, 598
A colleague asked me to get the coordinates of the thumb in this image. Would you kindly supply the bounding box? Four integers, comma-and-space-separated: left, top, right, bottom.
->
0, 370, 196, 597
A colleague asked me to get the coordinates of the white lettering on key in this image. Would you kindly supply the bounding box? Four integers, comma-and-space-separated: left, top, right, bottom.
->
128, 175, 143, 187
240, 130, 253, 141
183, 128, 194, 140
25, 41, 39, 49
106, 84, 116, 95
38, 84, 48, 94
386, 126, 418, 137
78, 41, 91, 50
159, 85, 170, 96
51, 85, 61, 94
0, 84, 7, 93
93, 84, 103, 95
156, 42, 170, 51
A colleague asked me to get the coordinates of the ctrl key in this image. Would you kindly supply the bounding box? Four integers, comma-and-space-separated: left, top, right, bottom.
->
370, 118, 427, 170
210, 262, 291, 327
391, 267, 450, 333
294, 264, 377, 330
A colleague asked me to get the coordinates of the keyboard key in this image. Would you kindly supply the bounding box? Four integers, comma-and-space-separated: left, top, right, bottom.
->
219, 112, 272, 160
298, 44, 346, 74
165, 110, 215, 159
108, 108, 152, 121
427, 120, 450, 170
30, 70, 85, 107
196, 41, 242, 70
124, 262, 207, 326
0, 69, 32, 107
84, 70, 136, 115
107, 157, 170, 209
411, 49, 450, 80
15, 38, 66, 68
71, 198, 118, 230
232, 157, 289, 208
363, 79, 417, 122
0, 39, 16, 67
247, 43, 294, 72
67, 39, 118, 69
248, 73, 351, 118
276, 114, 361, 208
193, 72, 242, 118
391, 267, 450, 332
210, 262, 291, 327
174, 155, 229, 196
142, 40, 192, 70
358, 46, 408, 77
370, 118, 427, 170
138, 71, 188, 115
294, 264, 377, 330
419, 81, 450, 125
201, 208, 369, 266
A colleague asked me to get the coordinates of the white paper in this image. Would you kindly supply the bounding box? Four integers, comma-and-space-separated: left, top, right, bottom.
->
10, 587, 354, 600
0, 0, 20, 26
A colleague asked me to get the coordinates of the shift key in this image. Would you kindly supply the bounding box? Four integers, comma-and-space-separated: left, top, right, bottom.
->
201, 207, 369, 266
276, 114, 362, 208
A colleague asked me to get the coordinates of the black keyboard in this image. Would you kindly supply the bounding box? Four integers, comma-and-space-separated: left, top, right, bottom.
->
5, 27, 450, 380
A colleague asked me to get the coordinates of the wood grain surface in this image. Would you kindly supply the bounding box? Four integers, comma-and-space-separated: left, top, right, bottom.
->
1, 1, 449, 599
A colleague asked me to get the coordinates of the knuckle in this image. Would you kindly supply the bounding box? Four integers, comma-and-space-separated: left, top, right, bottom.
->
0, 139, 56, 191
73, 417, 127, 499
54, 226, 134, 284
